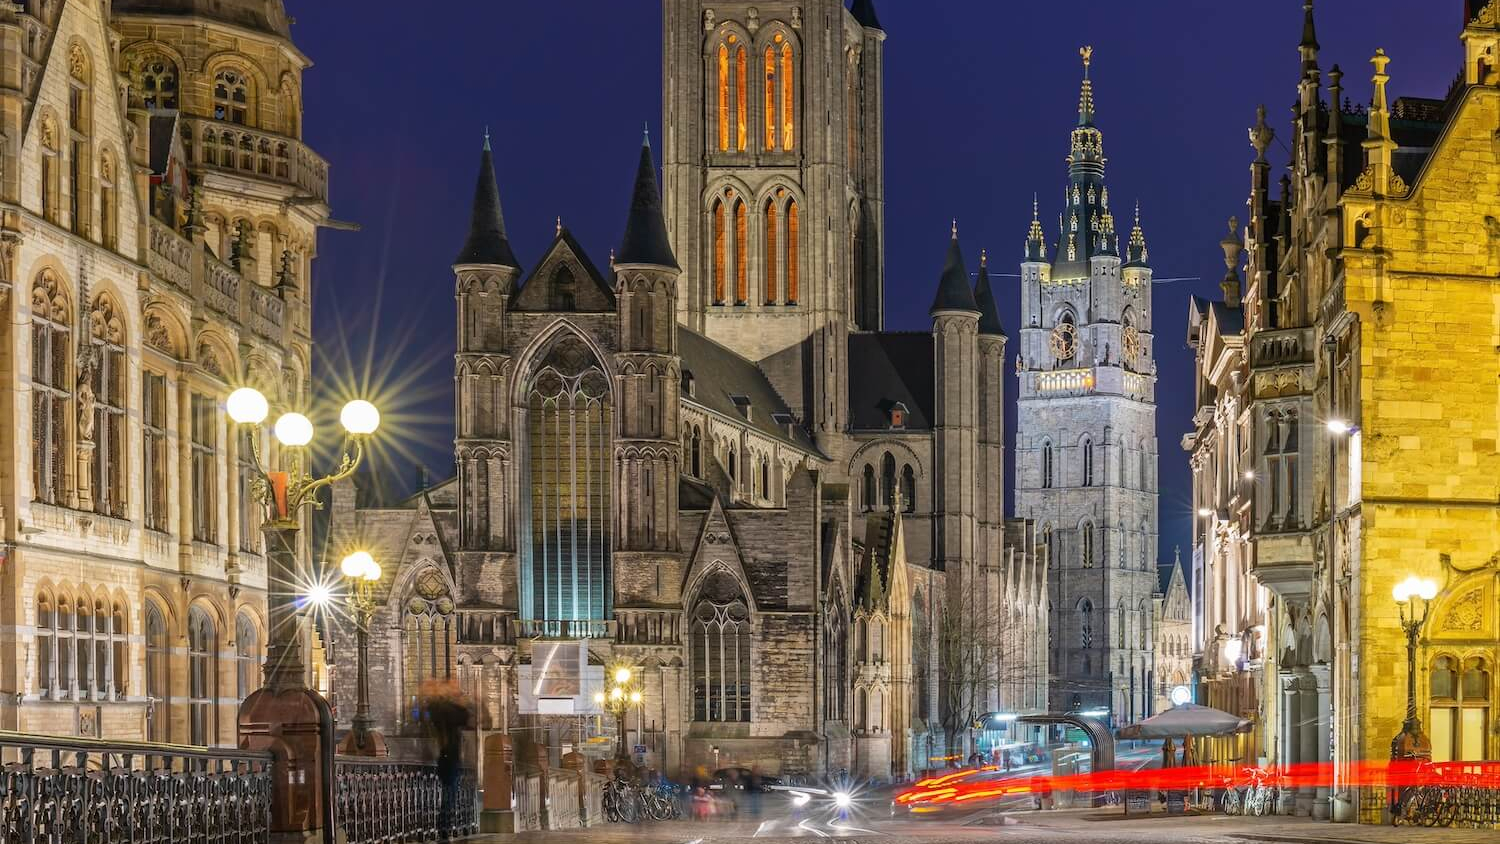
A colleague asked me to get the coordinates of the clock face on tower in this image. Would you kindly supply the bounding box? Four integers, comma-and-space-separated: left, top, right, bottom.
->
1122, 324, 1141, 368
1050, 322, 1077, 361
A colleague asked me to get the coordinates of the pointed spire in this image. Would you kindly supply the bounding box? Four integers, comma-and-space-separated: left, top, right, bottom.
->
1299, 0, 1320, 70
973, 249, 1005, 336
1124, 202, 1149, 267
1025, 194, 1047, 262
616, 128, 680, 269
455, 133, 520, 268
930, 226, 979, 315
849, 0, 882, 30
1077, 45, 1096, 126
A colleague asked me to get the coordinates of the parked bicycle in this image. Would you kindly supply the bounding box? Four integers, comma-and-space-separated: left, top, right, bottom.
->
1393, 763, 1500, 828
1223, 766, 1278, 817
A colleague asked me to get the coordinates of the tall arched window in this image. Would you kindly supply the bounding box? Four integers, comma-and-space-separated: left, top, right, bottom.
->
1081, 521, 1095, 568
691, 571, 751, 722
862, 464, 876, 512
690, 425, 702, 477
99, 151, 118, 249
134, 53, 178, 109
712, 199, 727, 303
111, 602, 127, 695
87, 296, 126, 518
713, 37, 747, 152
786, 200, 800, 304
901, 465, 916, 513
40, 114, 60, 223
56, 595, 74, 696
32, 272, 71, 505
36, 592, 54, 695
734, 200, 748, 304
1081, 437, 1094, 487
880, 452, 896, 508
93, 599, 110, 697
188, 606, 217, 745
1430, 656, 1491, 762
763, 45, 777, 150
912, 592, 929, 720
1078, 599, 1093, 648
236, 612, 259, 699
214, 68, 251, 124
74, 596, 92, 695
764, 198, 778, 303
146, 602, 167, 741
1139, 519, 1150, 570
522, 335, 612, 621
824, 603, 848, 721
1116, 601, 1127, 648
68, 46, 92, 237
759, 33, 795, 151
1041, 441, 1054, 489
403, 568, 456, 718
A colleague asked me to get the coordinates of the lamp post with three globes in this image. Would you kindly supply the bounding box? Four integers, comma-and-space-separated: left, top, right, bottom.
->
1391, 574, 1439, 761
594, 665, 643, 762
336, 550, 387, 756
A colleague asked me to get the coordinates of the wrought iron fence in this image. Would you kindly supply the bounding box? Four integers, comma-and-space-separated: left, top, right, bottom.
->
334, 758, 478, 844
0, 731, 273, 844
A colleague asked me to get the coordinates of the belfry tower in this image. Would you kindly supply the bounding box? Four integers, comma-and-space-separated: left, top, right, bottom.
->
1015, 48, 1159, 725
661, 0, 886, 437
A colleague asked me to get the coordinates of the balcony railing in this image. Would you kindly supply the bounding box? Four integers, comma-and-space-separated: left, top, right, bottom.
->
182, 117, 330, 204
146, 218, 289, 343
203, 254, 240, 319
514, 619, 616, 640
1250, 327, 1313, 369
147, 219, 194, 290
0, 731, 273, 844
334, 758, 477, 844
1036, 368, 1095, 395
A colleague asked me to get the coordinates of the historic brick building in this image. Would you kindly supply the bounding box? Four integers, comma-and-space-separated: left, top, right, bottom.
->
1188, 0, 1500, 822
1013, 48, 1160, 726
329, 0, 1047, 781
1, 0, 326, 745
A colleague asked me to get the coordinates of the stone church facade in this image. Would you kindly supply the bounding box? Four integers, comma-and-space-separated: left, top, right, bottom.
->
1013, 49, 1160, 725
330, 0, 1046, 781
0, 0, 324, 745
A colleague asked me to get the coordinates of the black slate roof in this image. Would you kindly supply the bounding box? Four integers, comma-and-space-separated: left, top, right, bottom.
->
849, 0, 882, 30
617, 134, 679, 270
454, 139, 521, 269
973, 261, 1005, 336
678, 327, 816, 452
930, 235, 979, 315
113, 0, 291, 38
847, 332, 935, 431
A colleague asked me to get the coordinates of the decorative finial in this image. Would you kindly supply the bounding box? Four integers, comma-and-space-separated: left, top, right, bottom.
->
556, 216, 562, 236
980, 248, 988, 268
1032, 193, 1039, 220
642, 122, 651, 146
609, 248, 616, 267
951, 219, 958, 240
483, 125, 491, 152
1076, 46, 1097, 124
1249, 104, 1274, 162
1080, 45, 1093, 75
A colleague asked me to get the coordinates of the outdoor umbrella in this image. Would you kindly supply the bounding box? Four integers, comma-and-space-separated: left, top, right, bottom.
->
1114, 703, 1251, 739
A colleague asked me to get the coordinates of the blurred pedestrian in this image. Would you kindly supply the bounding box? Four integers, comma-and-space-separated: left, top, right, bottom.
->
421, 679, 472, 840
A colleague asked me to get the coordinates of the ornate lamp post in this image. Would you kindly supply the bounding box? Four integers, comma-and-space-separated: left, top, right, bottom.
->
1390, 575, 1438, 760
227, 386, 378, 843
593, 665, 643, 762
226, 387, 379, 692
337, 550, 387, 757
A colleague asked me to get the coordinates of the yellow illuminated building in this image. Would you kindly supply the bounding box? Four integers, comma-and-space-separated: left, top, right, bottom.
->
1192, 1, 1499, 824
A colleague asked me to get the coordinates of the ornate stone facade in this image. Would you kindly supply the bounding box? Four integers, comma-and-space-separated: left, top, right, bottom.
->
0, 0, 324, 745
328, 0, 1047, 781
1014, 49, 1159, 725
1189, 0, 1500, 823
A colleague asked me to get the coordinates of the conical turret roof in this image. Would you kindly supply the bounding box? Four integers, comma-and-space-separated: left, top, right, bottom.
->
973, 251, 1005, 336
930, 224, 979, 315
454, 135, 520, 268
849, 0, 882, 30
616, 130, 679, 270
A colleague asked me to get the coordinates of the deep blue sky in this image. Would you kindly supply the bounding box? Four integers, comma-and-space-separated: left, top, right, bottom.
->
296, 1, 1455, 576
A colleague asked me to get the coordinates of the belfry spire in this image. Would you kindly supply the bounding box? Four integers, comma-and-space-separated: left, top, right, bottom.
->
1025, 194, 1047, 262
1125, 202, 1149, 267
455, 132, 520, 268
617, 128, 680, 269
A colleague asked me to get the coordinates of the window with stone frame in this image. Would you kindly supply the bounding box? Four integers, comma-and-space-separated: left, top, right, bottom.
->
1041, 441, 1055, 489
31, 272, 71, 505
901, 464, 916, 513
691, 570, 751, 723
1080, 521, 1095, 568
1078, 599, 1093, 648
145, 602, 169, 741
111, 601, 126, 696
188, 606, 217, 745
100, 151, 118, 250
712, 36, 747, 153
823, 604, 848, 721
1262, 407, 1299, 530
88, 297, 127, 518
35, 591, 54, 696
403, 568, 456, 720
880, 452, 896, 507
68, 48, 91, 237
213, 68, 251, 125
134, 53, 178, 109
40, 115, 61, 224
236, 611, 260, 699
238, 429, 262, 553
143, 372, 169, 532
1429, 655, 1491, 763
191, 394, 218, 543
1081, 436, 1094, 487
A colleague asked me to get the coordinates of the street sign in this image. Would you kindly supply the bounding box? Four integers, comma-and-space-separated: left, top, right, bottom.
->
1125, 790, 1151, 815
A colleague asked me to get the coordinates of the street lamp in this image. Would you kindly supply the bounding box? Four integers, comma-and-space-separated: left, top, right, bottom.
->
1390, 575, 1438, 761
596, 664, 643, 762
337, 550, 387, 756
227, 386, 379, 692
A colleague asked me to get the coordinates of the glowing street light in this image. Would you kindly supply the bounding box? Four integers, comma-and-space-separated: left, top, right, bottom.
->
338, 550, 388, 756
599, 662, 644, 763
1391, 574, 1439, 763
1326, 419, 1357, 436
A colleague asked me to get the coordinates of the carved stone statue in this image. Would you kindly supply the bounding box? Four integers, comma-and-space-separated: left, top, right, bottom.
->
702, 8, 714, 31
76, 343, 99, 442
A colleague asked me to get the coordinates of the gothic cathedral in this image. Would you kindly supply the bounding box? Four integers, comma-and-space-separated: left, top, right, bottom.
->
1014, 49, 1160, 725
331, 0, 1048, 780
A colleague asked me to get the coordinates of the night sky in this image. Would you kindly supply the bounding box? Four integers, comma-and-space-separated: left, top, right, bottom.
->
294, 1, 1455, 577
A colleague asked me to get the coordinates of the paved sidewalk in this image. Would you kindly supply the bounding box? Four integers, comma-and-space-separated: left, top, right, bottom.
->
1013, 808, 1500, 843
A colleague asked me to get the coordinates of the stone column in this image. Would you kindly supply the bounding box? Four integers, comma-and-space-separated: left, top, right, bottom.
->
1311, 664, 1332, 819
1278, 671, 1299, 815
1296, 670, 1318, 816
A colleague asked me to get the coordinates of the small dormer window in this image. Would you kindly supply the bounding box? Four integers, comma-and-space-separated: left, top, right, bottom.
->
681, 369, 696, 397
889, 402, 908, 430
730, 394, 752, 422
